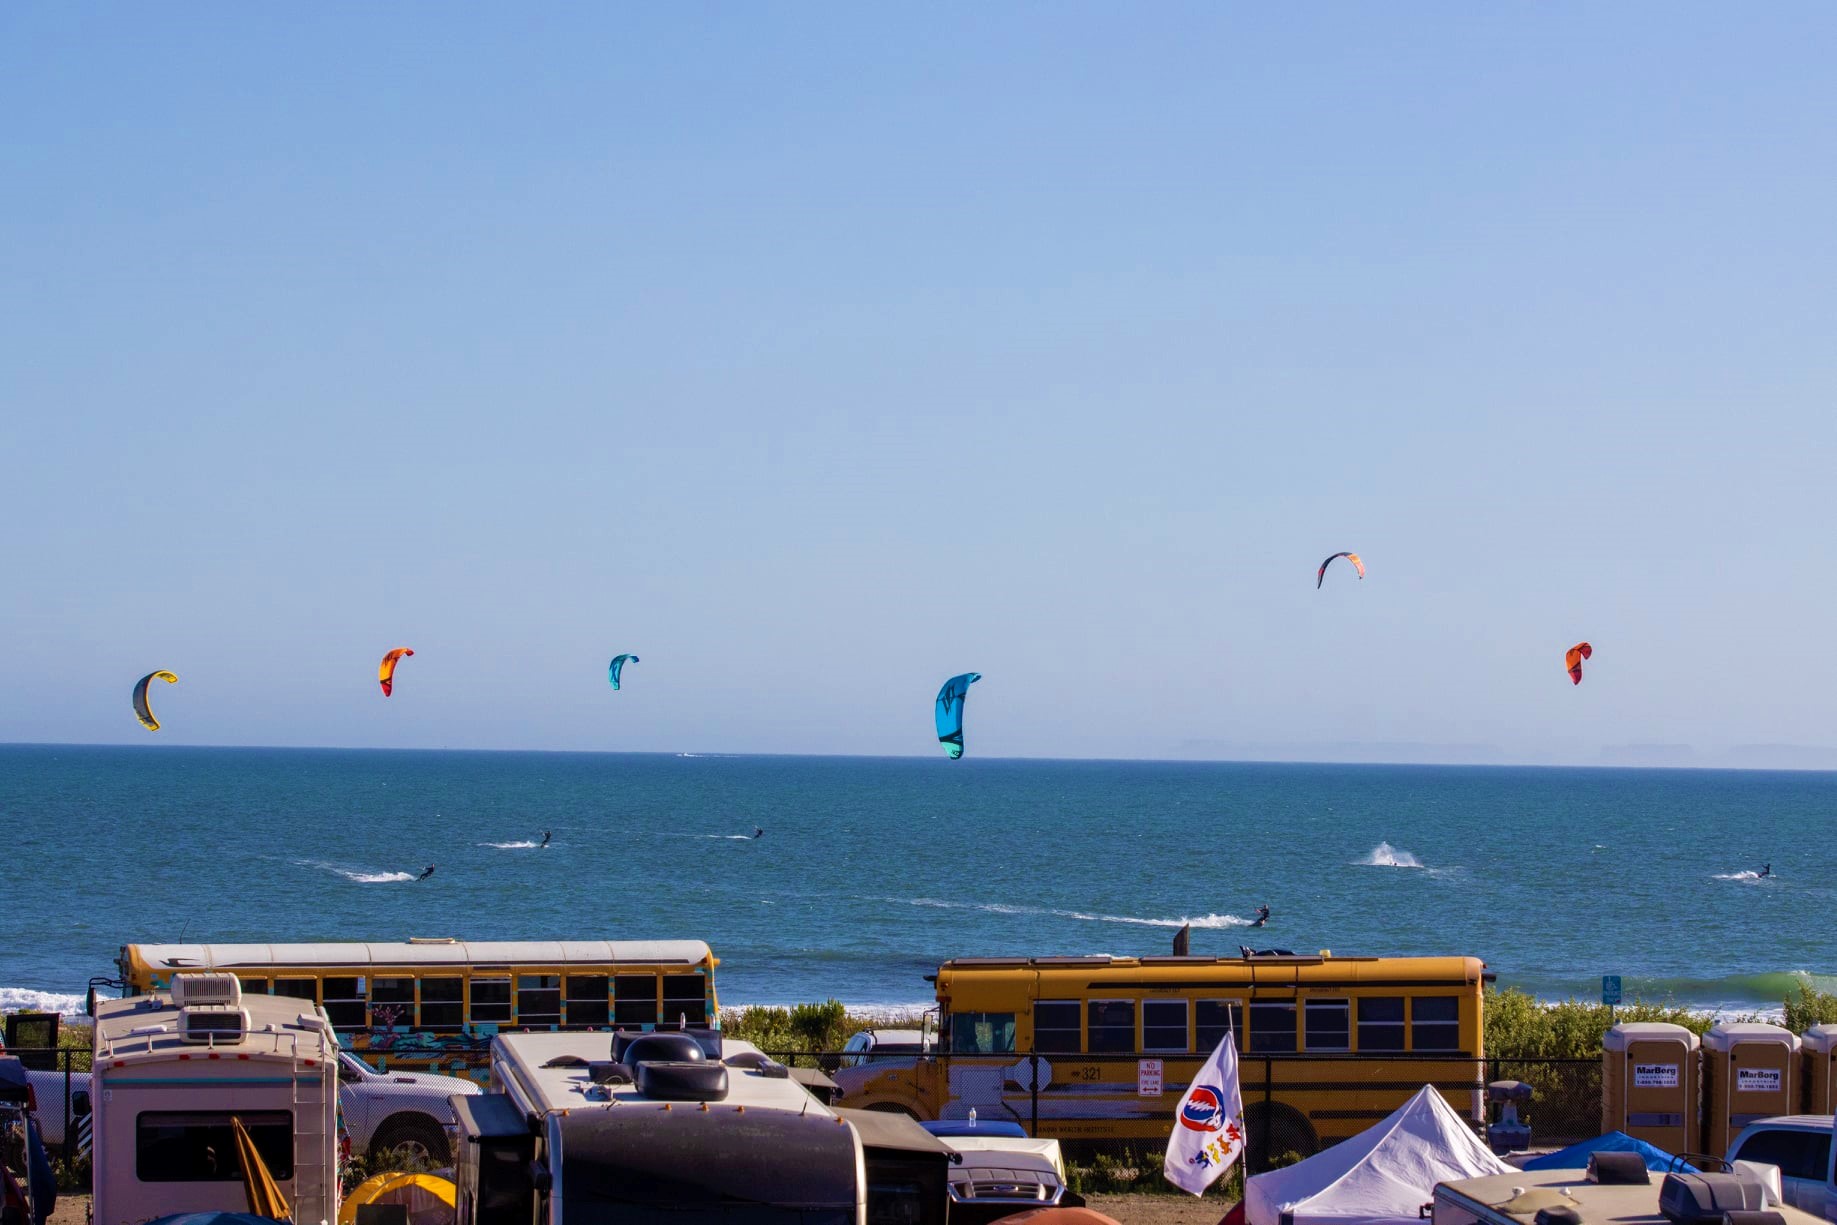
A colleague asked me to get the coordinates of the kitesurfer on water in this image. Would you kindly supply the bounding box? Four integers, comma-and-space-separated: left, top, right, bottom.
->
1251, 904, 1271, 928
417, 865, 436, 881
753, 827, 764, 839
540, 831, 552, 848
1759, 863, 1771, 878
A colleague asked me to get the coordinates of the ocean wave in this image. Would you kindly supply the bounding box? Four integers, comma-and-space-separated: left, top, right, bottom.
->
893, 897, 1251, 930
1359, 842, 1425, 869
294, 859, 417, 883
0, 988, 86, 1016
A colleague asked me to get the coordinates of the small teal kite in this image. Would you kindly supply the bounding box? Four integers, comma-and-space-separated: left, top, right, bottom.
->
609, 653, 640, 690
935, 672, 981, 759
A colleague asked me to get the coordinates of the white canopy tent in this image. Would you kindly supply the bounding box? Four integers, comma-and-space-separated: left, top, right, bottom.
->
1245, 1086, 1513, 1225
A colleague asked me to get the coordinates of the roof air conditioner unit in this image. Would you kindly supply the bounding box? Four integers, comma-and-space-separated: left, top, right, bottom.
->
171, 974, 242, 1009
178, 1007, 250, 1045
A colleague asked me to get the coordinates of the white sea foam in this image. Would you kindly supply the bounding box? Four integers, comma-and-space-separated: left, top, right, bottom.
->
482, 840, 542, 849
0, 988, 86, 1016
1713, 870, 1775, 883
295, 859, 417, 883
1359, 841, 1425, 869
895, 897, 1251, 929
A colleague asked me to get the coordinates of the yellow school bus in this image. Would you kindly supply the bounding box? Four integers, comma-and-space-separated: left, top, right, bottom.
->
832, 952, 1486, 1161
114, 938, 719, 1069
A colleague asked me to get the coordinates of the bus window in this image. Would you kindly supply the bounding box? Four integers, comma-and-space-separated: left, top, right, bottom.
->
371, 978, 415, 1026
566, 975, 610, 1027
613, 975, 658, 1026
1196, 1000, 1243, 1053
1143, 1000, 1188, 1052
517, 976, 561, 1028
237, 977, 269, 996
471, 978, 512, 1025
949, 1012, 1016, 1054
421, 977, 464, 1031
1249, 1001, 1297, 1054
1357, 997, 1405, 1051
322, 977, 367, 1030
1411, 997, 1461, 1050
1303, 1000, 1350, 1051
1033, 1001, 1080, 1053
273, 978, 317, 1002
1087, 1000, 1136, 1053
662, 974, 707, 1027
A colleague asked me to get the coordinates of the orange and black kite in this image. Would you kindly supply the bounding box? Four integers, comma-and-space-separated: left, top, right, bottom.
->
379, 647, 414, 697
1565, 642, 1592, 685
1316, 552, 1365, 589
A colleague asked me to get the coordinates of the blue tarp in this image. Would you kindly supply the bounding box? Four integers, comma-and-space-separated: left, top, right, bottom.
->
1522, 1130, 1695, 1173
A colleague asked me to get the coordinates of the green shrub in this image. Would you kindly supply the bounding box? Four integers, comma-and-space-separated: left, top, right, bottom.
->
1484, 987, 1722, 1060
1783, 982, 1837, 1032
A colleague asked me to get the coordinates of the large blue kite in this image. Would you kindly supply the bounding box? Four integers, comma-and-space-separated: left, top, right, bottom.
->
934, 673, 981, 759
608, 653, 640, 690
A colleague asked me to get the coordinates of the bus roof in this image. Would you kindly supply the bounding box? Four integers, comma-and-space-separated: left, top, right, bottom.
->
936, 954, 1483, 987
126, 939, 716, 973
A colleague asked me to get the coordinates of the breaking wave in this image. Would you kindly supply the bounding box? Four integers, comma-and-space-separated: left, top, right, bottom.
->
295, 859, 416, 883
0, 988, 86, 1016
1359, 842, 1425, 869
892, 897, 1251, 929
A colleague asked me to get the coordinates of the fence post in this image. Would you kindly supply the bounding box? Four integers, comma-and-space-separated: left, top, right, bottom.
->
1029, 1052, 1039, 1138
62, 1049, 73, 1164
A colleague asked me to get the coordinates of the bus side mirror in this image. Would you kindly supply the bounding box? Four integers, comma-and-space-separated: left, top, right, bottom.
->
86, 986, 96, 1018
71, 1091, 91, 1120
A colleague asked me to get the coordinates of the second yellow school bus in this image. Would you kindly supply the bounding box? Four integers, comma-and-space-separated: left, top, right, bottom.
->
833, 952, 1487, 1160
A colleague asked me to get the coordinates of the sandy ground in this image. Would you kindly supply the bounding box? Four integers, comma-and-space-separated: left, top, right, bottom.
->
47, 1191, 1228, 1225
1084, 1193, 1233, 1225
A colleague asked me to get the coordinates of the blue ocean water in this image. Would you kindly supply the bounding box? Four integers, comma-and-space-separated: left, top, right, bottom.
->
2, 745, 1831, 1016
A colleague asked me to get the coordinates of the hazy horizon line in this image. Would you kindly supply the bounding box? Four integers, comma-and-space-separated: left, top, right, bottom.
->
7, 738, 1837, 775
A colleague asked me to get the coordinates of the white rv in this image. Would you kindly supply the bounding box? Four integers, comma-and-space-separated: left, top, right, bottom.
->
90, 974, 338, 1225
455, 1028, 878, 1225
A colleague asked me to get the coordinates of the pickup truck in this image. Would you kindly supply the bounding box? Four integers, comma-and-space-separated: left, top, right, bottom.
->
24, 1050, 477, 1165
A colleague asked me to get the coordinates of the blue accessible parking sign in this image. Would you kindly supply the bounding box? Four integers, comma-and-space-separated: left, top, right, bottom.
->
1602, 975, 1622, 1006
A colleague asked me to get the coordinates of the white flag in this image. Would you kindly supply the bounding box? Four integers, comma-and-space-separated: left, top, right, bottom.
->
1163, 1029, 1247, 1196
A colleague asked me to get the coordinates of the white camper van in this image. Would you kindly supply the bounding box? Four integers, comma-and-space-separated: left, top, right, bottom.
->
90, 974, 338, 1225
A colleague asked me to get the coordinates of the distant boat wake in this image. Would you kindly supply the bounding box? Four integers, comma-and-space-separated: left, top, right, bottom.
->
1359, 842, 1426, 869
892, 896, 1251, 930
295, 859, 416, 883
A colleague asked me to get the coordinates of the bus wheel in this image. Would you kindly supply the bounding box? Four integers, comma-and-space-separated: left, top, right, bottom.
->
864, 1103, 922, 1120
1243, 1102, 1316, 1172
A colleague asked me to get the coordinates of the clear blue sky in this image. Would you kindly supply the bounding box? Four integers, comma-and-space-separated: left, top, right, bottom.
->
4, 4, 1834, 763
